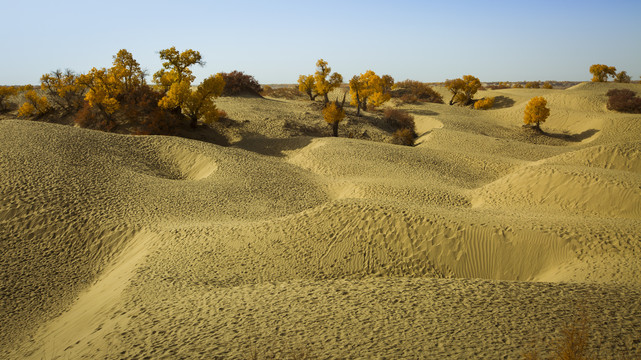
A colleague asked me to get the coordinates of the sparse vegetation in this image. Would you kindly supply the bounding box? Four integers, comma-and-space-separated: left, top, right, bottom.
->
261, 85, 303, 100
18, 89, 50, 118
220, 71, 262, 96
525, 81, 541, 89
606, 89, 641, 113
523, 96, 550, 131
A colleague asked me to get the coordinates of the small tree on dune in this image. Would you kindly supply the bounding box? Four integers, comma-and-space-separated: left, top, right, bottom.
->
445, 75, 481, 106
614, 71, 631, 83
523, 96, 550, 132
323, 94, 346, 137
298, 74, 317, 101
314, 59, 343, 105
589, 64, 616, 82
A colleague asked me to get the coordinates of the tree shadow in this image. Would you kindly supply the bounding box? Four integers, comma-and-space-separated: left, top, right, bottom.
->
544, 128, 600, 142
493, 95, 516, 109
405, 108, 439, 116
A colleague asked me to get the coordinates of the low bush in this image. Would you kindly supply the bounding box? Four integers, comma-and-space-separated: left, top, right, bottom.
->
393, 80, 444, 104
525, 81, 541, 89
384, 108, 415, 130
0, 86, 18, 112
391, 128, 415, 146
261, 85, 304, 100
474, 97, 495, 110
606, 89, 641, 113
220, 70, 262, 96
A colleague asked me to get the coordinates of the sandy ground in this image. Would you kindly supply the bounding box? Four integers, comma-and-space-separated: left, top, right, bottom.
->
1, 82, 641, 358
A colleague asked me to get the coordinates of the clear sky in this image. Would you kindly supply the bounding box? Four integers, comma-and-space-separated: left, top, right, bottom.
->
2, 0, 640, 85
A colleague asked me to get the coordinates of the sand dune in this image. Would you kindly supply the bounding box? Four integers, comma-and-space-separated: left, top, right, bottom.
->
2, 82, 641, 358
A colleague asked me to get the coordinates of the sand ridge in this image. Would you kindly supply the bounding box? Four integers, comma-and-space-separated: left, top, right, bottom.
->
2, 82, 641, 358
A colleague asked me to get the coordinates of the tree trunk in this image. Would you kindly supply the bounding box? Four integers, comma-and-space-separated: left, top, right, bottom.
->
190, 116, 198, 128
332, 120, 339, 137
362, 97, 368, 111
323, 93, 329, 106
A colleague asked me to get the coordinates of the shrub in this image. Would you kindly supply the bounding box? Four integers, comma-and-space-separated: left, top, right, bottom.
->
220, 70, 262, 96
74, 101, 116, 131
525, 81, 541, 89
391, 128, 415, 146
513, 83, 523, 88
542, 81, 553, 89
393, 80, 443, 104
18, 90, 51, 117
0, 86, 18, 112
261, 85, 303, 100
523, 96, 550, 131
384, 108, 415, 130
474, 97, 495, 110
606, 89, 641, 113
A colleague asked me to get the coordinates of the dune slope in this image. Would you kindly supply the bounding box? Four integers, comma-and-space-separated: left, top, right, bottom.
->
2, 83, 641, 358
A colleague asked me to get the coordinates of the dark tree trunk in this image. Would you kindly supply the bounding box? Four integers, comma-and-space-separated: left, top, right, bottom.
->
323, 93, 329, 106
332, 120, 339, 137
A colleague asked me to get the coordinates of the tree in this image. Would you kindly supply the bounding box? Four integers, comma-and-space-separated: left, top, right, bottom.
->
18, 90, 50, 117
542, 81, 553, 89
323, 99, 345, 137
0, 86, 18, 112
40, 69, 84, 113
523, 96, 550, 131
349, 75, 364, 116
77, 67, 123, 120
111, 49, 147, 99
446, 75, 481, 106
298, 75, 317, 100
614, 71, 631, 83
180, 74, 225, 127
314, 59, 343, 105
589, 64, 616, 82
154, 47, 204, 91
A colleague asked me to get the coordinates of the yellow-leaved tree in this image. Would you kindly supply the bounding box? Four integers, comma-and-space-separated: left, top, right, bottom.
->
154, 47, 225, 128
589, 64, 616, 82
18, 88, 50, 117
298, 75, 317, 100
314, 59, 343, 105
0, 86, 18, 112
445, 75, 481, 106
323, 99, 346, 137
40, 69, 84, 113
349, 75, 364, 116
523, 96, 550, 131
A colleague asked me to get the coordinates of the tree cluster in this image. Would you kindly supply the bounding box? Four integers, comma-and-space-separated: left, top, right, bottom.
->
298, 59, 343, 105
17, 48, 227, 135
349, 70, 394, 115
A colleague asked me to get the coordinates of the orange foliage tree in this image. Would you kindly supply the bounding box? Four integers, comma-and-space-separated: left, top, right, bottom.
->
314, 59, 343, 105
323, 100, 346, 137
523, 96, 550, 131
298, 75, 317, 100
589, 64, 616, 82
445, 75, 481, 106
614, 71, 631, 83
18, 88, 50, 117
40, 69, 84, 113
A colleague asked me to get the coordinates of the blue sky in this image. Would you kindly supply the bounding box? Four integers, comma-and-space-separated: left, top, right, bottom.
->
2, 0, 640, 85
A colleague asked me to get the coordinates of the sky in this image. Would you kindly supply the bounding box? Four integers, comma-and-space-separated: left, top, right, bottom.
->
1, 0, 640, 85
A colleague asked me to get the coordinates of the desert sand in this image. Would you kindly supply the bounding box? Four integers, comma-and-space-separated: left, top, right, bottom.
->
1, 82, 641, 358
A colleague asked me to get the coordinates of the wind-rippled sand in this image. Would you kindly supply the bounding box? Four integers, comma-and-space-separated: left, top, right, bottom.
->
2, 82, 641, 358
